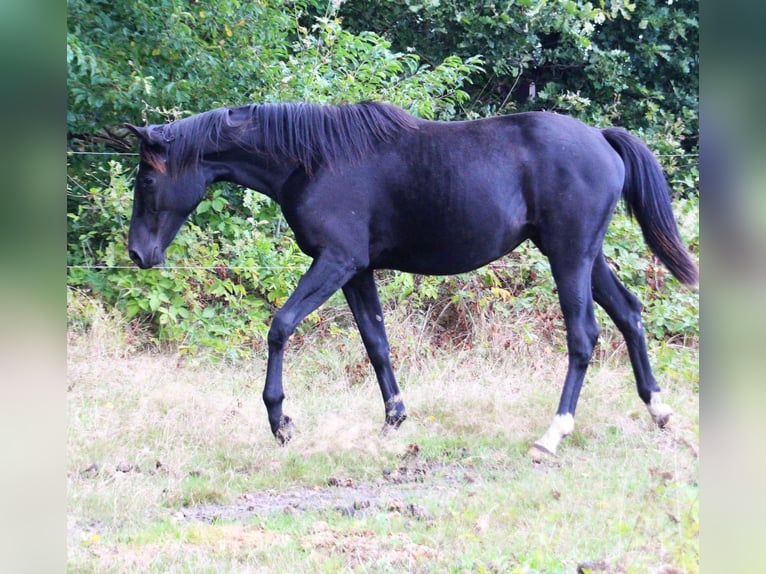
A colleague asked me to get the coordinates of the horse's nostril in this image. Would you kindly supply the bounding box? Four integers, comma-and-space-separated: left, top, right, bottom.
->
128, 249, 142, 267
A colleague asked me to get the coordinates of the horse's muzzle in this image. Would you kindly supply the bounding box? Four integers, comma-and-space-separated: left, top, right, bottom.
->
128, 246, 162, 269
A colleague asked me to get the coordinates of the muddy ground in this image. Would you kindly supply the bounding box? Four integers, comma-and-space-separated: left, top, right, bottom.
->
181, 458, 473, 524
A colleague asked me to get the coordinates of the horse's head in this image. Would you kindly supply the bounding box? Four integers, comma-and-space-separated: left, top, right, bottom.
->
125, 123, 206, 269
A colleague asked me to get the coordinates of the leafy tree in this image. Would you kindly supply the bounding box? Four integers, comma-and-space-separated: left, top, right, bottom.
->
67, 0, 479, 148
339, 0, 698, 144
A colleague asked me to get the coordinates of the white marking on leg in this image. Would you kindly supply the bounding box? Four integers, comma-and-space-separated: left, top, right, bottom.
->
386, 393, 403, 418
647, 391, 673, 426
535, 414, 574, 455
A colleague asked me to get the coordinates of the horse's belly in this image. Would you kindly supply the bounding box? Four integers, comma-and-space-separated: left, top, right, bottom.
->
373, 220, 529, 275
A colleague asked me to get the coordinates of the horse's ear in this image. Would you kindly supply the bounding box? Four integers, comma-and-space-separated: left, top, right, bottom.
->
226, 106, 252, 126
124, 124, 168, 172
125, 123, 148, 141
124, 123, 163, 145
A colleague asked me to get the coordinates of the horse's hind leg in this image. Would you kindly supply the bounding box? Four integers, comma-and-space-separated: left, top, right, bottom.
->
342, 270, 406, 433
591, 253, 672, 427
530, 251, 600, 459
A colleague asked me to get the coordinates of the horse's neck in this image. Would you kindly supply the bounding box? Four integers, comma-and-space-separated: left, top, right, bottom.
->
200, 143, 293, 204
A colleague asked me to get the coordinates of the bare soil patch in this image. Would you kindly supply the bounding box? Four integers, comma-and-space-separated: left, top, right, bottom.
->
181, 458, 471, 524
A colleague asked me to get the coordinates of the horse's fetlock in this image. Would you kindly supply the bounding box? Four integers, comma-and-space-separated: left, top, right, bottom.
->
263, 390, 284, 409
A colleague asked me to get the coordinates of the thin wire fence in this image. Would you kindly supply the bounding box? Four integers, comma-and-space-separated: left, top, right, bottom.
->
67, 264, 303, 271
65, 260, 539, 272
68, 151, 139, 156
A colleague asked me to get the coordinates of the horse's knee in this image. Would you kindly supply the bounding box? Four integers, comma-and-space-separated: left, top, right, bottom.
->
568, 323, 599, 367
267, 313, 291, 349
587, 321, 599, 345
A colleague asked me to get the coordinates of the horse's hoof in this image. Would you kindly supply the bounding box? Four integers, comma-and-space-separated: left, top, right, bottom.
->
380, 414, 407, 437
384, 395, 406, 432
649, 407, 673, 429
529, 443, 554, 463
656, 412, 673, 429
647, 393, 673, 429
274, 415, 295, 445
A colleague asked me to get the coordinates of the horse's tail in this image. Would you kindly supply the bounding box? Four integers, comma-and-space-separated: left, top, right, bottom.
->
602, 127, 698, 285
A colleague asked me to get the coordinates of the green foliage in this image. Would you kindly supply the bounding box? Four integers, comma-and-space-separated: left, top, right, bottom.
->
256, 15, 483, 119
67, 0, 292, 136
340, 0, 698, 162
601, 200, 699, 341
67, 0, 480, 140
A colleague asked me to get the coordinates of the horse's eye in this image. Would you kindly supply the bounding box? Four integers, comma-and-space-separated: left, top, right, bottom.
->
142, 176, 156, 187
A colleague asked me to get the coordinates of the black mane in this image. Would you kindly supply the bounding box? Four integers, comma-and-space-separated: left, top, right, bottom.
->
162, 101, 419, 174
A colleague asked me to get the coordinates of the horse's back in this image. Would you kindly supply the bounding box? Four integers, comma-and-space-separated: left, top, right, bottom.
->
378, 113, 624, 266
288, 111, 625, 274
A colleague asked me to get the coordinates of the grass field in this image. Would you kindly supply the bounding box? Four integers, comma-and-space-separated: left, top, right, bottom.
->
67, 305, 698, 573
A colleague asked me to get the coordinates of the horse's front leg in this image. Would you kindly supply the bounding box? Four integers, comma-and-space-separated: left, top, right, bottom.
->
342, 270, 406, 434
263, 255, 358, 444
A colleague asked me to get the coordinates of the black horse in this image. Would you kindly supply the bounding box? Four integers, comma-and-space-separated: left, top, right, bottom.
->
126, 101, 697, 457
